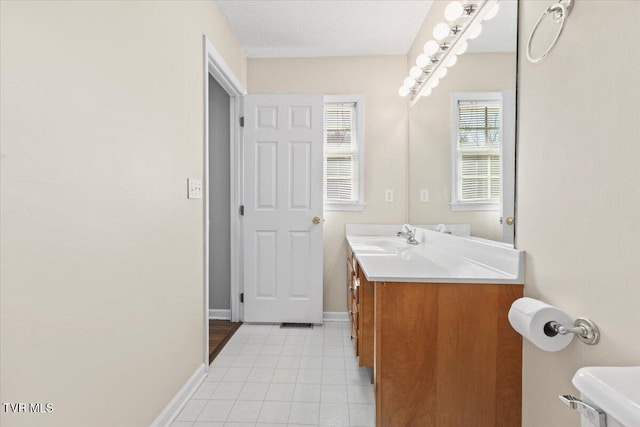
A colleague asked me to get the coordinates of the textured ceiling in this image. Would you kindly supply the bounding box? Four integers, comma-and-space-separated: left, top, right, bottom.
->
216, 0, 434, 58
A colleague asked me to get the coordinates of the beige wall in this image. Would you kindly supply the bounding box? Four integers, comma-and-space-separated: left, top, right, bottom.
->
0, 2, 245, 426
518, 1, 640, 426
408, 53, 516, 240
248, 57, 409, 312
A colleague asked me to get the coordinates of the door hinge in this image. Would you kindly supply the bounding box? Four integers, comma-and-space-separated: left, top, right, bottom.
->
240, 293, 244, 303
239, 205, 245, 216
239, 116, 245, 127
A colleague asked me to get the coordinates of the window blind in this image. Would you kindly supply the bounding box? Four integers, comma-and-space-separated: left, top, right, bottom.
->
324, 103, 359, 203
457, 100, 501, 202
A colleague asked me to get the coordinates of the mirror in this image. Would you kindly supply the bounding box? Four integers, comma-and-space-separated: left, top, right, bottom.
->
408, 0, 518, 244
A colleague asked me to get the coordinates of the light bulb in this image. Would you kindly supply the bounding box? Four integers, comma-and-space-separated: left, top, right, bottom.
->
467, 23, 482, 40
446, 54, 458, 67
429, 78, 440, 89
423, 40, 439, 56
416, 54, 430, 68
409, 66, 423, 79
403, 77, 416, 88
433, 23, 451, 41
398, 86, 410, 97
422, 87, 432, 98
455, 41, 468, 54
445, 1, 464, 22
436, 67, 448, 79
484, 3, 500, 20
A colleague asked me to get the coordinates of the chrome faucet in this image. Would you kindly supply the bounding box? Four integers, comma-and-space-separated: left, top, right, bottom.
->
397, 224, 419, 245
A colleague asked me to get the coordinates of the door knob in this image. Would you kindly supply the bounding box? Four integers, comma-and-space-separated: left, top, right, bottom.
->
313, 216, 321, 224
505, 216, 515, 226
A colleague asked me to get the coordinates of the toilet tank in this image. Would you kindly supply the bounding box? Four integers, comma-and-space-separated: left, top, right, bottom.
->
571, 367, 640, 427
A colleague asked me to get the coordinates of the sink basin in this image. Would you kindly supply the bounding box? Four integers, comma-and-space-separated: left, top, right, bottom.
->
348, 237, 413, 254
572, 366, 640, 427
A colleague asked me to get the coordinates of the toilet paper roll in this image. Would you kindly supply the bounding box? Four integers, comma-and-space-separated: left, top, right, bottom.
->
508, 297, 574, 352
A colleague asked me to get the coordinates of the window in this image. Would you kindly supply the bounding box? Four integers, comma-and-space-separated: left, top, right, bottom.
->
323, 95, 365, 211
451, 92, 502, 211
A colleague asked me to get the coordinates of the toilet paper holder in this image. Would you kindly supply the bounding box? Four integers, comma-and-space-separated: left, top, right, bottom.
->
543, 317, 600, 345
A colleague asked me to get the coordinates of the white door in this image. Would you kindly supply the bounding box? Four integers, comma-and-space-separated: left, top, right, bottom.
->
242, 94, 324, 323
501, 90, 516, 244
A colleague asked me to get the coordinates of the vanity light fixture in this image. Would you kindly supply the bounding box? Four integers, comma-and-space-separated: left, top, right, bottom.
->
399, 0, 500, 105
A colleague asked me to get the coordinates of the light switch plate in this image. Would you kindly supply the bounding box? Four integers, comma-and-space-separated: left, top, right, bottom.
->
420, 189, 429, 203
385, 190, 394, 203
187, 178, 202, 199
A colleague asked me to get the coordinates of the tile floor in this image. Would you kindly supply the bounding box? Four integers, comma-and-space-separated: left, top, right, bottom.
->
172, 322, 375, 427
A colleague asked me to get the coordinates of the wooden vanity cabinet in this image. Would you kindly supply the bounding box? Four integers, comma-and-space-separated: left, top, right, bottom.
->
356, 267, 374, 367
374, 281, 523, 427
346, 247, 374, 367
346, 247, 358, 354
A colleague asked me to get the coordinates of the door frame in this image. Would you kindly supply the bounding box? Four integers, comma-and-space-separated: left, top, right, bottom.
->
202, 35, 246, 367
501, 90, 516, 244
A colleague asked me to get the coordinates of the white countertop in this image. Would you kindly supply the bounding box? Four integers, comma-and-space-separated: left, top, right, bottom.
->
346, 225, 524, 285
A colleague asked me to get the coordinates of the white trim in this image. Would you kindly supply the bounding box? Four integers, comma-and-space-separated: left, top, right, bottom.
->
450, 201, 500, 211
450, 91, 503, 211
203, 35, 247, 368
150, 363, 206, 427
323, 311, 350, 322
231, 96, 244, 324
203, 35, 210, 373
501, 90, 516, 244
209, 309, 231, 320
323, 202, 365, 212
205, 38, 246, 98
323, 94, 365, 212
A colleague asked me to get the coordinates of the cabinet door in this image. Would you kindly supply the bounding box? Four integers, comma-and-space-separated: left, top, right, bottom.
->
357, 269, 374, 368
374, 282, 522, 427
351, 297, 359, 355
347, 250, 354, 324
375, 282, 439, 426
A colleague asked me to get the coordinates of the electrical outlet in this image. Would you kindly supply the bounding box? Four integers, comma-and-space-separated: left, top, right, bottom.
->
187, 178, 202, 199
385, 190, 394, 203
420, 189, 429, 203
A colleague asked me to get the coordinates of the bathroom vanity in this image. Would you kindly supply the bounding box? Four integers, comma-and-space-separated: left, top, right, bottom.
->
346, 225, 525, 427
347, 250, 375, 368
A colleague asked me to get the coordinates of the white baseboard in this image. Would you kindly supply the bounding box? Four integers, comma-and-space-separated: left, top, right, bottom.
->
210, 311, 348, 322
209, 309, 231, 320
323, 311, 349, 322
150, 363, 206, 427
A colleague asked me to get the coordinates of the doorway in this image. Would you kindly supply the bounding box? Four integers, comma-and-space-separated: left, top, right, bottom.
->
208, 75, 231, 319
207, 75, 240, 361
203, 36, 246, 367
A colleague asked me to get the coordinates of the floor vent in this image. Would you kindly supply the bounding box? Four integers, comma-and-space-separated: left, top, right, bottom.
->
280, 322, 313, 329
